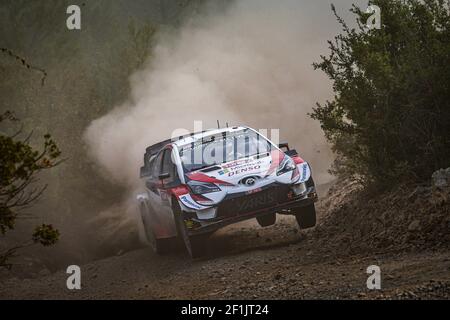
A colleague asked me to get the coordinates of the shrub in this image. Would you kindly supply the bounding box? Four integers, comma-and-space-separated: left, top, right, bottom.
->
312, 0, 450, 188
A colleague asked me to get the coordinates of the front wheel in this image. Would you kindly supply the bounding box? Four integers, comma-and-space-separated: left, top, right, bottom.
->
173, 206, 208, 259
293, 203, 316, 229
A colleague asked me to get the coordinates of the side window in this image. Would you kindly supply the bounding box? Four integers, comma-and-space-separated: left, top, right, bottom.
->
161, 149, 178, 183
152, 151, 164, 178
147, 156, 155, 178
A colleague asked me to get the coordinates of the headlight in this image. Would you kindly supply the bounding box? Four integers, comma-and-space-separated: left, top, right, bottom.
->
277, 156, 296, 176
187, 180, 221, 194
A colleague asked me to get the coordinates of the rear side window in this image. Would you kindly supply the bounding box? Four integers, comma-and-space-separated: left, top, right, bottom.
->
147, 156, 156, 178
152, 151, 164, 178
161, 149, 177, 181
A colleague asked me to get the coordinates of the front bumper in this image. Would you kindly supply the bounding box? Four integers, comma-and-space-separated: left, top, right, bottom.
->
184, 185, 318, 236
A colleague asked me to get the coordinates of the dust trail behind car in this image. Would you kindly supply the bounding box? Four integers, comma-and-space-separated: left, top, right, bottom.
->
83, 0, 337, 249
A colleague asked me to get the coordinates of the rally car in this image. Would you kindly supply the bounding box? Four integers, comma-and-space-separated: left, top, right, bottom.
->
137, 126, 318, 258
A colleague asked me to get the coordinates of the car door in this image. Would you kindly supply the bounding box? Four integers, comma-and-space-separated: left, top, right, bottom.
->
145, 151, 167, 238
150, 147, 179, 238
160, 148, 182, 231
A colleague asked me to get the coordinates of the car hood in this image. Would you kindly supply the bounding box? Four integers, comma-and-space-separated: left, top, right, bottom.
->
179, 150, 312, 211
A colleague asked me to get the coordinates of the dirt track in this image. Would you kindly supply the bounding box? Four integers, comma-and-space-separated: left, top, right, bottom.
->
1, 211, 449, 299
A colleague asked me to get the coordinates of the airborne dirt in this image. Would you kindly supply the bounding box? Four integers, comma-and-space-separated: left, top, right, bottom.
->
1, 182, 449, 300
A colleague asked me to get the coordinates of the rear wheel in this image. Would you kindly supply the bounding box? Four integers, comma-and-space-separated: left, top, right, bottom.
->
256, 212, 276, 227
294, 203, 316, 229
140, 202, 171, 254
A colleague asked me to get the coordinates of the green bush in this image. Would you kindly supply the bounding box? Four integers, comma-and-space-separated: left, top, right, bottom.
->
0, 111, 61, 268
312, 0, 450, 188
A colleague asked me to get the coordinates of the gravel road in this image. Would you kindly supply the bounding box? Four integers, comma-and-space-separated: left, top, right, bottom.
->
1, 214, 449, 300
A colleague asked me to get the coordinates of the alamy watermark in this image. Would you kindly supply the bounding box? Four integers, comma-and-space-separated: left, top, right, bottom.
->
365, 5, 381, 30
66, 5, 81, 30
366, 265, 381, 290
166, 121, 282, 169
66, 265, 81, 290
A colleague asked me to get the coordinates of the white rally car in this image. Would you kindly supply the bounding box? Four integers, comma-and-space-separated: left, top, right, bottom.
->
137, 126, 318, 258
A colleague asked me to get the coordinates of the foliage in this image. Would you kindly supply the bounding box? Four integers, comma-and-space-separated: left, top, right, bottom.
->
32, 224, 60, 246
0, 111, 61, 268
0, 0, 202, 268
312, 0, 450, 188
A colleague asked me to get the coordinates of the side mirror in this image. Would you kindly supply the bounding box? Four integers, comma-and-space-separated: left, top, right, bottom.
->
279, 142, 290, 151
285, 149, 299, 157
158, 173, 170, 180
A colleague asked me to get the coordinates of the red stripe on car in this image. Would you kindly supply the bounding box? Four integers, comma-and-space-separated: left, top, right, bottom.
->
168, 185, 190, 197
292, 156, 305, 164
265, 150, 285, 176
191, 193, 212, 203
187, 172, 234, 186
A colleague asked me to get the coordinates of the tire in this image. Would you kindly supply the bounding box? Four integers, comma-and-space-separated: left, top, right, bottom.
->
256, 213, 276, 227
140, 202, 171, 254
173, 204, 208, 259
294, 203, 316, 229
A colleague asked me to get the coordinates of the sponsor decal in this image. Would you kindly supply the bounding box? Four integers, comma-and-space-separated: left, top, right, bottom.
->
237, 192, 276, 212
296, 163, 310, 182
218, 168, 230, 176
221, 159, 262, 169
226, 165, 261, 177
180, 195, 203, 210
219, 160, 263, 177
222, 158, 254, 169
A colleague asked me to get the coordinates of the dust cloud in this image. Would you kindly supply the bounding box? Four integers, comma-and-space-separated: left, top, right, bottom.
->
84, 0, 343, 243
85, 0, 340, 184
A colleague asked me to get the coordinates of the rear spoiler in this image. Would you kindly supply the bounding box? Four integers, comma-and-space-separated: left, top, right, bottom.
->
145, 138, 172, 157
140, 138, 172, 178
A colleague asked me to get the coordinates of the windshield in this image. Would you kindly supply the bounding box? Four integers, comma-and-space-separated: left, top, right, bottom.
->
179, 129, 274, 172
